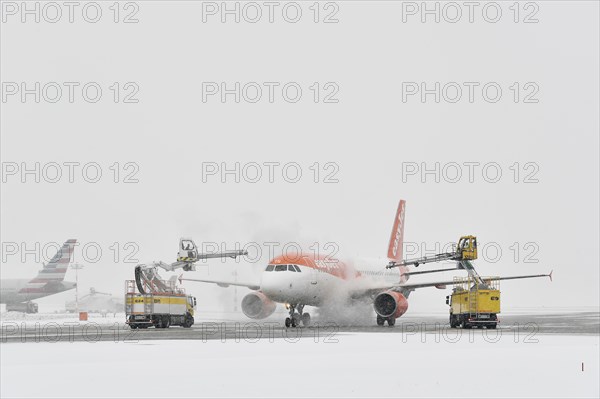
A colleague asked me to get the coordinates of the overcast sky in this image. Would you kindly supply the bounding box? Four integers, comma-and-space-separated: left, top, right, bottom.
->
1, 1, 598, 313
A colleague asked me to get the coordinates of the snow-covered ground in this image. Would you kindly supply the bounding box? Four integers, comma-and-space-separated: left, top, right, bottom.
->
0, 311, 125, 326
2, 306, 598, 327
1, 332, 598, 398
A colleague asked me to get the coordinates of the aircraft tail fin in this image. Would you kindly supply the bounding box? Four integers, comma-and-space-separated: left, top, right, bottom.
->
387, 200, 406, 262
19, 239, 77, 293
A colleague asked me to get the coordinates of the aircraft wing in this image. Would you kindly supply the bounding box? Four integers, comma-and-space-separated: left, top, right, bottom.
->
351, 272, 552, 299
393, 272, 552, 291
179, 276, 260, 291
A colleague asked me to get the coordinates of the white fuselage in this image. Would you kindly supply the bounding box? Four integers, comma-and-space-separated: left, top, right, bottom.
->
259, 258, 400, 307
0, 278, 75, 304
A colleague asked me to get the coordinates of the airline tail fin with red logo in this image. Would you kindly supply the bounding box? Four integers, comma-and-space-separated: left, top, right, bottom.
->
387, 200, 406, 262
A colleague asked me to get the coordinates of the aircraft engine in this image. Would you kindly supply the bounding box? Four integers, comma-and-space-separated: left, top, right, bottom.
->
241, 292, 276, 319
373, 291, 408, 319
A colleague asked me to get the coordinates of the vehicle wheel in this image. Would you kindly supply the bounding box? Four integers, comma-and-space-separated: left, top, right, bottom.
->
490, 324, 497, 329
387, 317, 396, 327
163, 316, 170, 328
285, 317, 291, 328
376, 315, 385, 326
130, 324, 138, 329
301, 313, 311, 327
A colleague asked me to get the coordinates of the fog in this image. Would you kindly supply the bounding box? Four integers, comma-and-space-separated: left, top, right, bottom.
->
1, 2, 598, 317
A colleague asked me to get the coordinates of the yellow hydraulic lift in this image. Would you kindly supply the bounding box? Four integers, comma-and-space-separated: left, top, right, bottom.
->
387, 235, 550, 329
387, 235, 478, 267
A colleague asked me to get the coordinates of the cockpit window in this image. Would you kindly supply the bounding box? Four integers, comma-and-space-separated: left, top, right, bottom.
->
288, 265, 297, 272
275, 265, 287, 272
293, 265, 301, 272
265, 265, 274, 272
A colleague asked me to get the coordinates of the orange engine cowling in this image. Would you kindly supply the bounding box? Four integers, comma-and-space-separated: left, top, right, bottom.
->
241, 292, 276, 319
374, 291, 409, 319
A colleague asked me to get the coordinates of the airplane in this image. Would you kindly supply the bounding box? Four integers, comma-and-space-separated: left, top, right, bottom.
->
180, 201, 551, 327
65, 287, 123, 314
1, 239, 77, 313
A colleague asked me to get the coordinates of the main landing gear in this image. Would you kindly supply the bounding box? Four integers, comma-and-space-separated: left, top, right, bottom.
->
285, 304, 311, 328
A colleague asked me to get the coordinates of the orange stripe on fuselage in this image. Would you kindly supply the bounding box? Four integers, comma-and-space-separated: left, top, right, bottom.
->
270, 253, 410, 283
269, 253, 362, 280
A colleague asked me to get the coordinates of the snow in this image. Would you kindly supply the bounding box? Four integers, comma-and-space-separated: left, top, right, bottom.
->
1, 331, 598, 398
0, 312, 125, 327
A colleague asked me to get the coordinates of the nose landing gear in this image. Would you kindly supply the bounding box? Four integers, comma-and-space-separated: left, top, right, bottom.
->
284, 304, 311, 328
376, 315, 396, 327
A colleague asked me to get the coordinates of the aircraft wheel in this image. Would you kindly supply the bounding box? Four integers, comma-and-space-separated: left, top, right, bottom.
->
387, 317, 396, 327
376, 315, 385, 326
301, 313, 311, 327
285, 317, 291, 328
292, 313, 301, 327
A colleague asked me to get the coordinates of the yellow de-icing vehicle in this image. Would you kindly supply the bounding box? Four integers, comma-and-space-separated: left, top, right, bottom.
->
125, 265, 197, 329
124, 243, 246, 330
446, 276, 500, 329
388, 234, 551, 329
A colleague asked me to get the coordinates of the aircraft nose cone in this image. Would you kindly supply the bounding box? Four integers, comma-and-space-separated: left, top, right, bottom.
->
260, 277, 277, 296
259, 271, 300, 304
